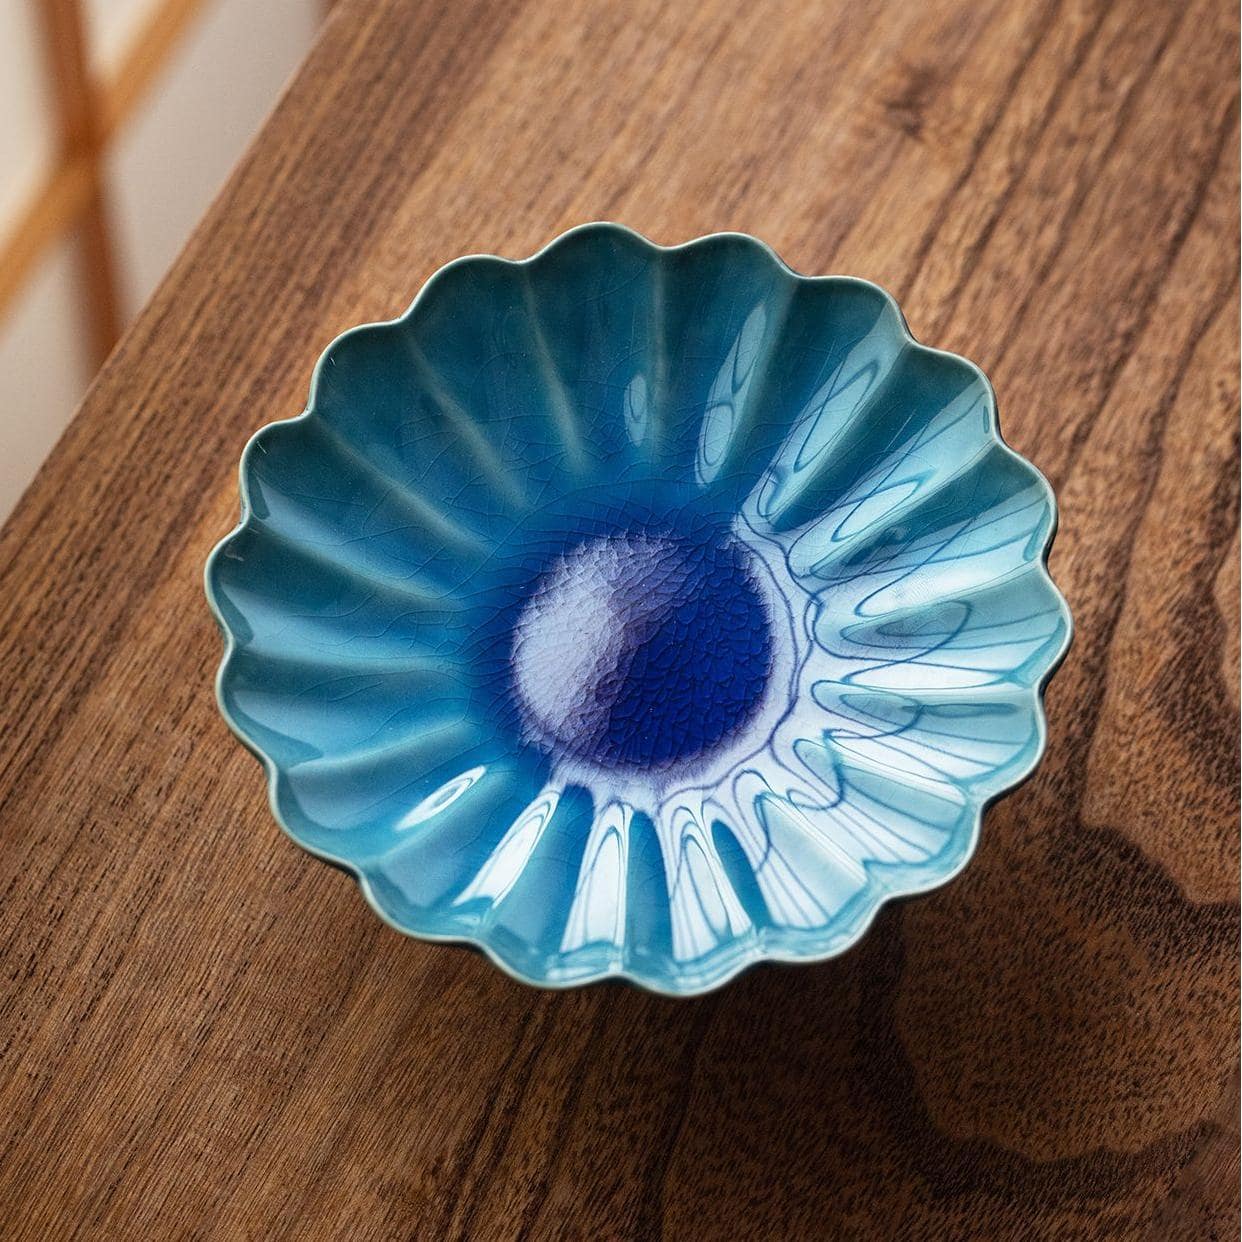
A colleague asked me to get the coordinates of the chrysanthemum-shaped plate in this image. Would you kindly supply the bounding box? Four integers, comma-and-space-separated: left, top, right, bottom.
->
206, 224, 1071, 995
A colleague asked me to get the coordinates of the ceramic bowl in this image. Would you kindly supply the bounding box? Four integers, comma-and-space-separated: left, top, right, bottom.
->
205, 223, 1071, 995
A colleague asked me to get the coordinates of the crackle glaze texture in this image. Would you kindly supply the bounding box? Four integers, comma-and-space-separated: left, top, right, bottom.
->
206, 224, 1070, 993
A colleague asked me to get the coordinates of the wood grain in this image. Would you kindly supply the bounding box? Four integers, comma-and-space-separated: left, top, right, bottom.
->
0, 0, 1236, 1236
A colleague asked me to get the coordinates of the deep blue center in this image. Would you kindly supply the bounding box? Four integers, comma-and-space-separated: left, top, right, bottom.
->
509, 527, 772, 769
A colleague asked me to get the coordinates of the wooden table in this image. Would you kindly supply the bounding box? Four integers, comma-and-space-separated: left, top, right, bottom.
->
1, 0, 1237, 1236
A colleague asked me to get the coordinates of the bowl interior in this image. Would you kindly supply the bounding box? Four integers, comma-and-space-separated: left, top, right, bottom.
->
207, 225, 1070, 993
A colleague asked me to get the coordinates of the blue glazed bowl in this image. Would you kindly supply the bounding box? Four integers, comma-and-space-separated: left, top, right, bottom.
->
205, 224, 1071, 995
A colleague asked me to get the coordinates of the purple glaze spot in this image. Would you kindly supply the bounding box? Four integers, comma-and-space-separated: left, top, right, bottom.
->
510, 529, 772, 769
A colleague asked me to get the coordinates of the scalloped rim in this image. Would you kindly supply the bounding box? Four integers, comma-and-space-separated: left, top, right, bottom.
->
204, 222, 1074, 997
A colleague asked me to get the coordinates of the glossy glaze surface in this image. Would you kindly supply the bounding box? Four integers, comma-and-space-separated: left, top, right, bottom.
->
206, 224, 1071, 993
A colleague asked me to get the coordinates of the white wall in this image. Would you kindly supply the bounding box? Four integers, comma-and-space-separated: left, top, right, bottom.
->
0, 1, 55, 230
0, 235, 94, 509
0, 0, 320, 520
84, 0, 166, 72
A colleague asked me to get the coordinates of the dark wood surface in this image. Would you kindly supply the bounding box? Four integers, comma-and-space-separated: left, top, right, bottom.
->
0, 0, 1237, 1236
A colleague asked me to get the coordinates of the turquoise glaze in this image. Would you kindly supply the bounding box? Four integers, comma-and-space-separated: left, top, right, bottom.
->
205, 224, 1071, 995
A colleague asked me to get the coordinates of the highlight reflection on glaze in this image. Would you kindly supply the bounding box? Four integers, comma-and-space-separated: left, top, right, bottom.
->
206, 224, 1071, 994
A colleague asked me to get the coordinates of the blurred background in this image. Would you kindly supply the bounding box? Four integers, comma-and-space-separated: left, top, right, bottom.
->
0, 0, 326, 521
